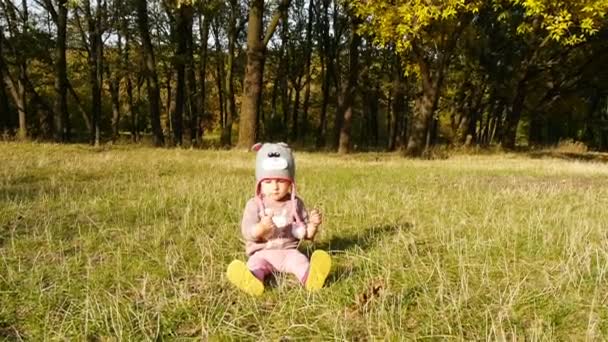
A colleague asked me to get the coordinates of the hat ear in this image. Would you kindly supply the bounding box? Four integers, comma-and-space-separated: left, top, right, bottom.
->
277, 142, 289, 148
251, 143, 263, 151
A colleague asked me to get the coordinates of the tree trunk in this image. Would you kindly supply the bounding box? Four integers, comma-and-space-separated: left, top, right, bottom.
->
491, 102, 505, 144
0, 32, 8, 134
453, 83, 471, 144
185, 15, 197, 147
109, 66, 120, 142
165, 71, 174, 140
291, 76, 302, 141
85, 0, 103, 146
215, 59, 225, 128
427, 115, 439, 147
108, 29, 122, 143
581, 90, 600, 148
271, 66, 279, 121
466, 86, 486, 146
221, 4, 238, 147
405, 79, 438, 157
134, 78, 143, 142
197, 13, 209, 145
1, 67, 27, 140
122, 17, 137, 142
279, 10, 290, 129
386, 87, 393, 150
465, 111, 478, 146
136, 0, 164, 146
502, 79, 526, 149
0, 67, 10, 134
315, 0, 332, 148
300, 0, 314, 141
17, 67, 27, 140
480, 92, 498, 146
332, 86, 344, 149
54, 0, 69, 142
127, 75, 136, 142
528, 114, 543, 147
389, 60, 405, 151
212, 23, 226, 129
404, 48, 442, 157
172, 5, 192, 147
237, 0, 265, 149
220, 46, 236, 147
317, 52, 330, 148
337, 18, 361, 154
237, 0, 288, 148
0, 2, 28, 140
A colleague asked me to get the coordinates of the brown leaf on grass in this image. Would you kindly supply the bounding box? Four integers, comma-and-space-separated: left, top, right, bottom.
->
346, 278, 386, 317
356, 278, 385, 307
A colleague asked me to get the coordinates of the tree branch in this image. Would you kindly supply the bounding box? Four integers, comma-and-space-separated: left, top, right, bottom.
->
67, 80, 92, 130
36, 0, 58, 24
263, 0, 290, 46
74, 8, 92, 56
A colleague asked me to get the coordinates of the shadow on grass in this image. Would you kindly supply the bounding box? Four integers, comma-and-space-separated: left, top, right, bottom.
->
305, 223, 413, 287
1, 172, 103, 204
528, 151, 608, 163
313, 222, 412, 254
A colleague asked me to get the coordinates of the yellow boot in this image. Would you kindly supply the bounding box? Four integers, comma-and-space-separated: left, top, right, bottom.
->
226, 260, 264, 296
305, 250, 331, 291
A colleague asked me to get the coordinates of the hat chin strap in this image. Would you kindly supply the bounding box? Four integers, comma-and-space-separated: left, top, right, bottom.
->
255, 180, 303, 227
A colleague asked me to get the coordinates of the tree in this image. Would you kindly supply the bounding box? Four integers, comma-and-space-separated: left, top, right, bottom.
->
237, 0, 289, 149
75, 0, 106, 146
196, 7, 211, 145
135, 0, 164, 146
40, 0, 70, 141
353, 0, 608, 155
0, 0, 31, 140
336, 13, 361, 154
220, 0, 244, 147
0, 29, 14, 136
314, 0, 340, 148
299, 0, 315, 142
170, 2, 193, 146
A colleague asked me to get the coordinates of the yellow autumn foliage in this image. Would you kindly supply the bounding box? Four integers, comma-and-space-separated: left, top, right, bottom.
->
352, 0, 608, 49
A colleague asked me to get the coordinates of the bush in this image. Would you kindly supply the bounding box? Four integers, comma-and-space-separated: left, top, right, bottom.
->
554, 139, 589, 154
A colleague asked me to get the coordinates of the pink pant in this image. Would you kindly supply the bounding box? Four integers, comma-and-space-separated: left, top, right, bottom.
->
247, 249, 310, 283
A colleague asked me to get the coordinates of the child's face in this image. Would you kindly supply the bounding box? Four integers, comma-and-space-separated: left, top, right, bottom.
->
260, 179, 291, 201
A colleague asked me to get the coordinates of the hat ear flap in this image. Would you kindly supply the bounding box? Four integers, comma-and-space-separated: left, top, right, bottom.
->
277, 142, 289, 148
251, 143, 263, 151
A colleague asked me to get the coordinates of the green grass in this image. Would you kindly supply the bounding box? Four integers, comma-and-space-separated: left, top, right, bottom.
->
1, 142, 608, 340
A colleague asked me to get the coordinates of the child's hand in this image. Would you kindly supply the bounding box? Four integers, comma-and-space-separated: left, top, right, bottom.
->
309, 209, 323, 227
260, 214, 276, 230
306, 209, 323, 240
255, 209, 276, 239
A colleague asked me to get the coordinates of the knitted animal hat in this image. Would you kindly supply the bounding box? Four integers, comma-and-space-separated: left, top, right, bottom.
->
252, 142, 303, 226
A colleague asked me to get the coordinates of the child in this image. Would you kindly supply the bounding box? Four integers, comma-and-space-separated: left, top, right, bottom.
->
226, 142, 331, 296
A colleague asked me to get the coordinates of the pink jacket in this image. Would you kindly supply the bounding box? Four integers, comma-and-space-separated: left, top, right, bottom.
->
240, 196, 310, 256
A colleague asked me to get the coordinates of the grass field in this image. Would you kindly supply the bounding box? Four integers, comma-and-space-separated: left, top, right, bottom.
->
1, 142, 608, 340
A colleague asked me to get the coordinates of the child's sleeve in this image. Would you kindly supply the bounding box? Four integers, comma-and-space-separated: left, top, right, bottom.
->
241, 199, 260, 241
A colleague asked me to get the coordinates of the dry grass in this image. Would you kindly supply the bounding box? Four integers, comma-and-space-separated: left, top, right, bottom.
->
1, 142, 607, 339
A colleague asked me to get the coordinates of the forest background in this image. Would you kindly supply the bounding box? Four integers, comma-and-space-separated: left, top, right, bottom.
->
1, 0, 607, 156
3, 1, 608, 339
